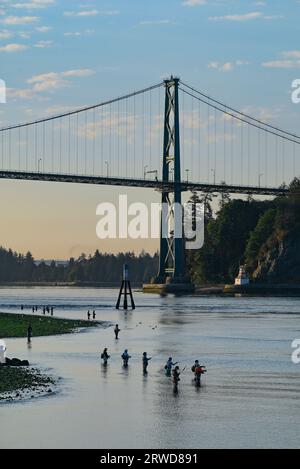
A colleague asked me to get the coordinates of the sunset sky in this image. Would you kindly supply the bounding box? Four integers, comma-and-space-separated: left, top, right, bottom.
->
0, 0, 299, 259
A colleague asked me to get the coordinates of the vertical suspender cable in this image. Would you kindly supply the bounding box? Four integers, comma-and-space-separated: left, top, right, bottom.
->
93, 108, 96, 176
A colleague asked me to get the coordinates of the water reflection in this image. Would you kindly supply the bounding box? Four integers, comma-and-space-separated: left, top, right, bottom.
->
100, 363, 109, 379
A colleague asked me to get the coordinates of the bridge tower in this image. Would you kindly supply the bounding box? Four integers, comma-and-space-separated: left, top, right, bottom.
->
143, 77, 194, 294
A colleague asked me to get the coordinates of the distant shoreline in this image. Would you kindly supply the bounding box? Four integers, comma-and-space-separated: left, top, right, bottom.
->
196, 283, 300, 296
0, 281, 142, 288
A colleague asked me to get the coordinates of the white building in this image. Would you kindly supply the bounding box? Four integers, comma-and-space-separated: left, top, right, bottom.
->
0, 340, 6, 364
235, 265, 250, 286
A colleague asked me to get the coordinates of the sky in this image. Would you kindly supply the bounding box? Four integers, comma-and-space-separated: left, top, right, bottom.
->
0, 0, 300, 260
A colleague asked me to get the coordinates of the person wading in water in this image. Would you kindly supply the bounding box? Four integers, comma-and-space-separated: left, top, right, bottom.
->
142, 352, 152, 374
121, 349, 131, 367
114, 324, 121, 339
27, 324, 33, 343
101, 348, 110, 365
165, 357, 178, 377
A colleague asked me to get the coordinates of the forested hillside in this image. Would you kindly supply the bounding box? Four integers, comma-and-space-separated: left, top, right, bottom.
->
187, 178, 300, 284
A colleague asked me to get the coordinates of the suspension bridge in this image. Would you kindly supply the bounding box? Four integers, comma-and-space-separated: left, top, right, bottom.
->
0, 76, 299, 292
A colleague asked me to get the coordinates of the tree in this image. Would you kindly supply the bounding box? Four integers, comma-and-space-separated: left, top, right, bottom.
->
218, 181, 231, 211
245, 208, 276, 271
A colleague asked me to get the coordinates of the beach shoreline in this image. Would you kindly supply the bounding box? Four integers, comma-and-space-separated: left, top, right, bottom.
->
0, 312, 106, 402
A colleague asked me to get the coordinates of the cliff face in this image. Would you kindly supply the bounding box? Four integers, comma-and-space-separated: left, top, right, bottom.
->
253, 233, 300, 284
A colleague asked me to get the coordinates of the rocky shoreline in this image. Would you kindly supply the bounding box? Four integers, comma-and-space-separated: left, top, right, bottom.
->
0, 366, 56, 402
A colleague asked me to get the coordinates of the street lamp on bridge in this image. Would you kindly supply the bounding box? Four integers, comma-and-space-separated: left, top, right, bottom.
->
145, 169, 158, 181
185, 169, 190, 183
38, 158, 42, 173
211, 169, 216, 185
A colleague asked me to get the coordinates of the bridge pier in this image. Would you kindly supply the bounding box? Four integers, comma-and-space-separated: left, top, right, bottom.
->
143, 77, 194, 295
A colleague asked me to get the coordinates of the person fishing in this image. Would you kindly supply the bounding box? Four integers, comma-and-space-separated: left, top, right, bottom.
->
114, 324, 121, 339
27, 324, 33, 343
101, 348, 110, 365
93, 311, 96, 320
87, 311, 91, 321
164, 357, 178, 377
192, 361, 207, 387
121, 349, 131, 367
191, 360, 200, 373
142, 352, 152, 374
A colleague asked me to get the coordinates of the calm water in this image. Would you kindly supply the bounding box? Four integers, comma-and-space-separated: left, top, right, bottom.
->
0, 287, 300, 449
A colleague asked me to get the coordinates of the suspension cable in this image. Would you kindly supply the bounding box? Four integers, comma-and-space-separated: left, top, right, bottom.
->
0, 82, 164, 132
180, 81, 300, 141
180, 87, 300, 146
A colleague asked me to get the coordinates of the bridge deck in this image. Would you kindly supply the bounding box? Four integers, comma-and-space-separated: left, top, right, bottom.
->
0, 170, 288, 196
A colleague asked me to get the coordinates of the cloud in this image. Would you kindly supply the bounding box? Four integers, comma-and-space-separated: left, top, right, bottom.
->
208, 60, 249, 72
77, 111, 139, 141
36, 25, 51, 32
27, 69, 95, 92
8, 68, 96, 102
18, 31, 31, 38
0, 15, 39, 25
34, 39, 53, 48
262, 60, 300, 69
64, 9, 99, 17
64, 29, 94, 37
139, 19, 176, 26
263, 15, 283, 20
240, 105, 280, 123
0, 29, 13, 39
262, 51, 300, 69
11, 0, 55, 9
0, 42, 28, 52
43, 104, 75, 115
208, 12, 282, 22
282, 50, 300, 59
7, 87, 35, 99
64, 10, 119, 18
209, 12, 263, 21
182, 0, 207, 5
